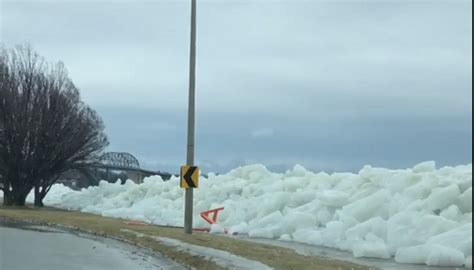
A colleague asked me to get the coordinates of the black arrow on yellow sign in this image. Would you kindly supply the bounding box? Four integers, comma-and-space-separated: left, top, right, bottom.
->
180, 166, 199, 189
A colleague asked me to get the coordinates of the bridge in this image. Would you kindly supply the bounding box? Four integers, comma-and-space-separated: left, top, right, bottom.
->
59, 152, 173, 189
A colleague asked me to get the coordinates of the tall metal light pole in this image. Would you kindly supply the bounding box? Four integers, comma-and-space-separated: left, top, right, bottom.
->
184, 0, 197, 235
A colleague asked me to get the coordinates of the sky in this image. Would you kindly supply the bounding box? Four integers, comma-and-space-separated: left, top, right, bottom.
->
0, 0, 472, 174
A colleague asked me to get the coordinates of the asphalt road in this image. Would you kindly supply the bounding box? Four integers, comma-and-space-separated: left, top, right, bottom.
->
0, 221, 185, 270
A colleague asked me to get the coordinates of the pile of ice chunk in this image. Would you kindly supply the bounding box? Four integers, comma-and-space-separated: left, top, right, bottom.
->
43, 161, 472, 268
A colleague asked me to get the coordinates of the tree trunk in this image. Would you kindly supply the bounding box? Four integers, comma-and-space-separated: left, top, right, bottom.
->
2, 189, 12, 206
34, 185, 44, 207
8, 183, 30, 206
12, 192, 27, 206
34, 197, 44, 207
2, 177, 13, 206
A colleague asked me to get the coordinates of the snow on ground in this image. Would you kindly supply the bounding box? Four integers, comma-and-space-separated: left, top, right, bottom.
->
153, 236, 273, 270
37, 161, 472, 267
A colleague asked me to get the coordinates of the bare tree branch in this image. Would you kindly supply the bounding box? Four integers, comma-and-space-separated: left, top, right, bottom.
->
0, 44, 109, 206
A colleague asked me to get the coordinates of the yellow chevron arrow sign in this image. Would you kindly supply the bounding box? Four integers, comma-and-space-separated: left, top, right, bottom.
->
180, 165, 199, 189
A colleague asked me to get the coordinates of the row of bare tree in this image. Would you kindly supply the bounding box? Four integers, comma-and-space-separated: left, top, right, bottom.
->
0, 45, 108, 207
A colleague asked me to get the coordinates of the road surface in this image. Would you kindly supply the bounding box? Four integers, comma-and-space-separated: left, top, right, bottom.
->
0, 220, 185, 270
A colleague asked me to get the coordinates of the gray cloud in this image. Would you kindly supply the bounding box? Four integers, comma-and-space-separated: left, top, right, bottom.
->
1, 0, 471, 173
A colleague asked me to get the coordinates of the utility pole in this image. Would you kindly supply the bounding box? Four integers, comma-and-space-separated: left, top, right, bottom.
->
184, 0, 197, 235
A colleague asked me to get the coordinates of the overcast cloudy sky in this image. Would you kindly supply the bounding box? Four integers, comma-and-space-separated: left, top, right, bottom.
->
1, 0, 472, 173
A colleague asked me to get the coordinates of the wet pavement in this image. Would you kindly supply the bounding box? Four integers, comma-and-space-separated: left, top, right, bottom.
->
0, 219, 185, 270
240, 237, 465, 270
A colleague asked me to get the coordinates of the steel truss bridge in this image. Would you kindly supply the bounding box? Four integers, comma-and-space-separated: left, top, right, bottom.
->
63, 152, 173, 188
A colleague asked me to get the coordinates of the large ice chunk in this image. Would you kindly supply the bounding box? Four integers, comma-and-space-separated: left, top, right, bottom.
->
40, 162, 472, 268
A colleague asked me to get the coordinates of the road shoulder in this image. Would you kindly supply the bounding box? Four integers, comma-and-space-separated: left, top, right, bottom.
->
0, 207, 374, 270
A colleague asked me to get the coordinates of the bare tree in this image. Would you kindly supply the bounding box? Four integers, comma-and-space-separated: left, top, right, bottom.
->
0, 45, 108, 206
